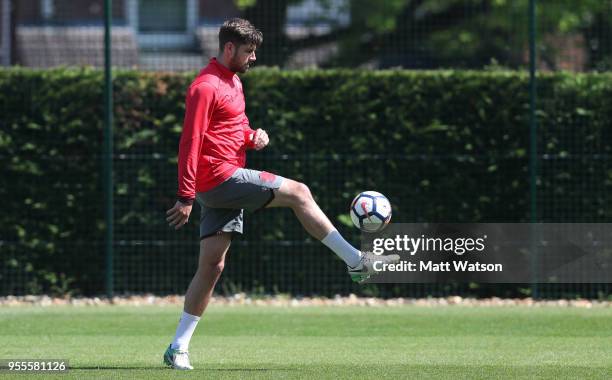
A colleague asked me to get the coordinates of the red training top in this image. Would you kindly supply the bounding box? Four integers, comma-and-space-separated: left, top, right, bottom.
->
176, 58, 256, 204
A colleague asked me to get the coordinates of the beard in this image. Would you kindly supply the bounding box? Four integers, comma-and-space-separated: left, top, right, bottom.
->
229, 54, 251, 73
230, 60, 250, 73
236, 62, 250, 73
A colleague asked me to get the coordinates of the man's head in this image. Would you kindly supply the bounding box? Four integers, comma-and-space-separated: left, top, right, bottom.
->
218, 18, 263, 73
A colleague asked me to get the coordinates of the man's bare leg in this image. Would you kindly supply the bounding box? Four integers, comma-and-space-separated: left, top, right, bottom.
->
266, 178, 400, 282
267, 179, 335, 239
170, 232, 232, 353
184, 232, 232, 316
267, 179, 362, 267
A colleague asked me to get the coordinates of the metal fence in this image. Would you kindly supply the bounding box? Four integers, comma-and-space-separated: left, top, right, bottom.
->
2, 0, 612, 298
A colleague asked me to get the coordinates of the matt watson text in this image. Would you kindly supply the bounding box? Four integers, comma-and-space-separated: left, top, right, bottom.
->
374, 260, 503, 272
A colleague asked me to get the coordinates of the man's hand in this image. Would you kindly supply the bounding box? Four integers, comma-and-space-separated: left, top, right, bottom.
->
252, 128, 269, 150
166, 200, 193, 230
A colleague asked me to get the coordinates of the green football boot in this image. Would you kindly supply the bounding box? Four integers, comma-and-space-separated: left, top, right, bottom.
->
163, 344, 193, 370
348, 252, 400, 284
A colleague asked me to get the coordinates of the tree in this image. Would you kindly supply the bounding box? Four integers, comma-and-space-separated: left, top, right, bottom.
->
236, 0, 612, 71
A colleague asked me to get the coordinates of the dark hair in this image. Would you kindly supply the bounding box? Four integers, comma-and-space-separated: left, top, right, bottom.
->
218, 18, 263, 52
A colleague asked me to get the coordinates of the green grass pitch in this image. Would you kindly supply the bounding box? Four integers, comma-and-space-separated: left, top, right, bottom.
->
0, 304, 610, 379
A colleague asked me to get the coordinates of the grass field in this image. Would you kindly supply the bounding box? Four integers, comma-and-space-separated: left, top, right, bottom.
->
0, 304, 611, 379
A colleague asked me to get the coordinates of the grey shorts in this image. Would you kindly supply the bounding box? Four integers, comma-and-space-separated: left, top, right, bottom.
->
196, 168, 285, 239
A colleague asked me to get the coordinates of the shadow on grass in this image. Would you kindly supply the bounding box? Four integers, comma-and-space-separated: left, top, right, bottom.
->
72, 366, 294, 371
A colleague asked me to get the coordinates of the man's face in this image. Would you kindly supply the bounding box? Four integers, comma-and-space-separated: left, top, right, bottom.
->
229, 43, 257, 73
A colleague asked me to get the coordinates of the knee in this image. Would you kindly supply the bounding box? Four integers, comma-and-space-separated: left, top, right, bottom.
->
291, 182, 313, 206
198, 256, 225, 277
210, 261, 225, 276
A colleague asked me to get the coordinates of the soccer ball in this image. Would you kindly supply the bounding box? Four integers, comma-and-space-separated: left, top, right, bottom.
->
349, 191, 392, 233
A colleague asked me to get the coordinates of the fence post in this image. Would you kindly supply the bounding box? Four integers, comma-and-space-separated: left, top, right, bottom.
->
104, 0, 114, 298
528, 0, 539, 299
1, 0, 11, 65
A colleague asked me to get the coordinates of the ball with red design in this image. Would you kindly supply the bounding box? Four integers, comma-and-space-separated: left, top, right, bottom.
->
349, 191, 392, 233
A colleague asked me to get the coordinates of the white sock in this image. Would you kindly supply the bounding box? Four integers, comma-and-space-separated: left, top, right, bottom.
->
321, 230, 362, 268
171, 311, 201, 351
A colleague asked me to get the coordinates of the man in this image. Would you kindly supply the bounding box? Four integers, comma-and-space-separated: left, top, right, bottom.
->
163, 18, 399, 370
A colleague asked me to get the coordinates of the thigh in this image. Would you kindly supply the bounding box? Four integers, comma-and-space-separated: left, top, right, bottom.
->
199, 168, 285, 212
198, 232, 232, 267
266, 178, 304, 208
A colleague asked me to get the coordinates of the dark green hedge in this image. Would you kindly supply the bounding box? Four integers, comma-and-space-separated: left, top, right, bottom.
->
1, 68, 611, 296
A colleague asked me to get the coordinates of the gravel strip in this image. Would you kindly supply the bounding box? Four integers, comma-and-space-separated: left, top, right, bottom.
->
0, 294, 609, 308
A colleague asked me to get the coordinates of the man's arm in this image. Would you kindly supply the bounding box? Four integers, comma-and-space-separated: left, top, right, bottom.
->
176, 83, 215, 204
168, 83, 215, 230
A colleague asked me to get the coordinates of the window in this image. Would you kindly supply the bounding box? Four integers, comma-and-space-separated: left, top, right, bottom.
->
138, 0, 186, 32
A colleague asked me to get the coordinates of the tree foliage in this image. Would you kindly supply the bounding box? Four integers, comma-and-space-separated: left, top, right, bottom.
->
236, 0, 612, 70
2, 67, 612, 295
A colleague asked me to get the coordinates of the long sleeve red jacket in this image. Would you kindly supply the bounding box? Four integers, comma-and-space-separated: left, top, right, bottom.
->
176, 58, 255, 204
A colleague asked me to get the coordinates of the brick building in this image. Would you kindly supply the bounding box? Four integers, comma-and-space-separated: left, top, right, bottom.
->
0, 0, 348, 70
2, 0, 241, 70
